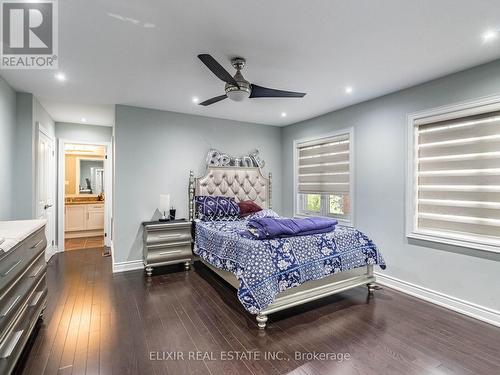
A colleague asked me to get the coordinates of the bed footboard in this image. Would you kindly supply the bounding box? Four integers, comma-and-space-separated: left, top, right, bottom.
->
199, 260, 375, 329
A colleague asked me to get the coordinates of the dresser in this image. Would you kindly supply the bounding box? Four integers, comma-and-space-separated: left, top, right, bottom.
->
0, 220, 47, 375
142, 220, 193, 277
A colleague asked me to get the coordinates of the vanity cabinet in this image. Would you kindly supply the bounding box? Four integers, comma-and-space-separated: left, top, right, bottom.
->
86, 205, 105, 230
65, 204, 104, 233
65, 205, 86, 231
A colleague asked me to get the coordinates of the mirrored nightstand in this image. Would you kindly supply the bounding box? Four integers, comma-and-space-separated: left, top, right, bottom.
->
142, 219, 192, 277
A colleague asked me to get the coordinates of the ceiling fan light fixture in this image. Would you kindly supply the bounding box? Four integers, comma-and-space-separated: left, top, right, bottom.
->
226, 88, 250, 102
225, 81, 251, 102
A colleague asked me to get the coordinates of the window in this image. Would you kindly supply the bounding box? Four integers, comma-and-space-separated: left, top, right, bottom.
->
295, 130, 353, 223
407, 97, 500, 253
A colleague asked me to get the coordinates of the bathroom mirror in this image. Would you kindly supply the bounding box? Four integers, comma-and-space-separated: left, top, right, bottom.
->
78, 158, 104, 194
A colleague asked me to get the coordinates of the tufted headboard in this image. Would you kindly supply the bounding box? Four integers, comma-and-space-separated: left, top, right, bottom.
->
188, 167, 272, 221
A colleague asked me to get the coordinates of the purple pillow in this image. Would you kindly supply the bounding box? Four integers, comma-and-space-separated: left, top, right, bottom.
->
195, 196, 240, 221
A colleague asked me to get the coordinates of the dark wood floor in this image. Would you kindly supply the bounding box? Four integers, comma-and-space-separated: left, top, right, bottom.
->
17, 248, 500, 375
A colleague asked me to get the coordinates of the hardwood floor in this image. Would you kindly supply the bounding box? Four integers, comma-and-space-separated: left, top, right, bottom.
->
64, 236, 104, 251
17, 248, 500, 375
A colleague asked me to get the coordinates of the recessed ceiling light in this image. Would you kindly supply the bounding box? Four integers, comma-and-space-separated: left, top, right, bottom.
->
55, 72, 66, 81
281, 112, 287, 118
345, 86, 353, 94
81, 117, 87, 123
192, 96, 199, 103
482, 30, 498, 42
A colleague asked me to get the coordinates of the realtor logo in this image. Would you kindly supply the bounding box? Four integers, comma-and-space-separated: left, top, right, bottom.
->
1, 0, 58, 69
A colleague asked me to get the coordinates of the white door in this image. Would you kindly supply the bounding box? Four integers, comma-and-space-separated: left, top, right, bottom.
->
37, 127, 56, 253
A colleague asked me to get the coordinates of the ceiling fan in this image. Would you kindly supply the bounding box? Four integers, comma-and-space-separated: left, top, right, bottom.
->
197, 54, 306, 106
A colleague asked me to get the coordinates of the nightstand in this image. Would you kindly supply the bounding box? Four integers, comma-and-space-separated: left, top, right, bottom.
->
142, 219, 193, 277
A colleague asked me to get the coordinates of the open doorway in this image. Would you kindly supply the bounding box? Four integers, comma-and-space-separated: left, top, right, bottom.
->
58, 141, 112, 254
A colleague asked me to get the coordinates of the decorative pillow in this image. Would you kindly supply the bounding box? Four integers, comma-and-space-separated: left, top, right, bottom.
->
195, 196, 240, 221
246, 208, 280, 220
238, 200, 262, 218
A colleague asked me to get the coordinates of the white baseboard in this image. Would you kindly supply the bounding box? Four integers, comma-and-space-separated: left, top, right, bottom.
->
375, 272, 500, 328
45, 245, 62, 262
112, 259, 143, 273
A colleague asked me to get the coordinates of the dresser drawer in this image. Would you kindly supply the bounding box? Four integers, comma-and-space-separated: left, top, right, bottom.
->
0, 229, 46, 299
0, 251, 45, 343
0, 281, 45, 375
145, 241, 192, 264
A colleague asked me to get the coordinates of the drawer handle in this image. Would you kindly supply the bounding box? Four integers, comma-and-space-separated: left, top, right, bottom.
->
158, 250, 183, 255
30, 239, 44, 249
3, 259, 23, 276
0, 330, 24, 359
149, 240, 190, 248
158, 233, 183, 239
0, 295, 21, 317
30, 291, 44, 307
30, 265, 45, 278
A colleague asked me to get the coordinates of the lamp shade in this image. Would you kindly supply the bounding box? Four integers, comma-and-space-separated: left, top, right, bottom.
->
159, 194, 170, 212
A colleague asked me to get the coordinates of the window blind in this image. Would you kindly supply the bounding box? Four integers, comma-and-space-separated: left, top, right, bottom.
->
416, 111, 500, 241
297, 133, 350, 195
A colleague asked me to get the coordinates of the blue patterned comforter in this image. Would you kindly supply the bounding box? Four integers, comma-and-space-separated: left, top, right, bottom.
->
194, 220, 386, 314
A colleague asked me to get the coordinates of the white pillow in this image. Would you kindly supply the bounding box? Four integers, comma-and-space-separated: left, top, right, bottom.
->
246, 209, 280, 220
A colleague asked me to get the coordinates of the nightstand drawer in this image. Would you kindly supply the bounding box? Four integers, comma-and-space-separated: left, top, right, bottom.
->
146, 229, 191, 245
145, 241, 192, 263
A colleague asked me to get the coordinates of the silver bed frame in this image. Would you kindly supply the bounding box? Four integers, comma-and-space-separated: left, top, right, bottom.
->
189, 167, 376, 329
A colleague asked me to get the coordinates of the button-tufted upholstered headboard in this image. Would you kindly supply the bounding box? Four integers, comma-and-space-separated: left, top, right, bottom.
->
188, 167, 272, 221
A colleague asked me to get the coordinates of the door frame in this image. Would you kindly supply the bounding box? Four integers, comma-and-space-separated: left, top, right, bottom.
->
57, 139, 113, 255
35, 122, 56, 256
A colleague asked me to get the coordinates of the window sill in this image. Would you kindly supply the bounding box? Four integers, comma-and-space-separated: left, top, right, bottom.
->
407, 230, 500, 254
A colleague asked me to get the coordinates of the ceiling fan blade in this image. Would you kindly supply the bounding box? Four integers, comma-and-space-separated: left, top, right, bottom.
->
199, 94, 228, 106
198, 54, 239, 86
250, 84, 306, 98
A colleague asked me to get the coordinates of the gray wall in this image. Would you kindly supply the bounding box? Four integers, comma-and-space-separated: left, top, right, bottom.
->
13, 94, 55, 220
55, 122, 112, 143
0, 77, 17, 220
34, 97, 55, 137
114, 105, 282, 263
282, 59, 500, 311
14, 93, 35, 219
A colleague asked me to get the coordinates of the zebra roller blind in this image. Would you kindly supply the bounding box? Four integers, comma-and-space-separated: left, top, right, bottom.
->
416, 111, 500, 244
297, 133, 350, 195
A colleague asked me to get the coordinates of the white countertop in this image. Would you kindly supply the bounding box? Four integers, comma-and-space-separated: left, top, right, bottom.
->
0, 219, 46, 252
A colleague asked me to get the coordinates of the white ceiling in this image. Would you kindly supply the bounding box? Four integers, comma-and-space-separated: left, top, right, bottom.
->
2, 0, 500, 126
38, 100, 114, 126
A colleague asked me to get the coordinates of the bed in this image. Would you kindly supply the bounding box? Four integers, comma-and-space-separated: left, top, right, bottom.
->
188, 166, 385, 329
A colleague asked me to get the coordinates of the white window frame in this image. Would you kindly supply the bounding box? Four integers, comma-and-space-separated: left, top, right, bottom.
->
293, 127, 355, 226
406, 94, 500, 254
